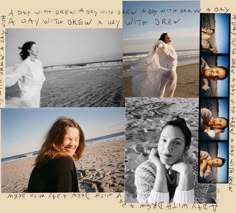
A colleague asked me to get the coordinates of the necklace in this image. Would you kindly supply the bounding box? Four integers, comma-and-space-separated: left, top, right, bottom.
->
165, 167, 177, 185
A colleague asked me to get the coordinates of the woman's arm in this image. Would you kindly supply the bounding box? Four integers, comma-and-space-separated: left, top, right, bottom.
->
6, 63, 27, 87
171, 162, 194, 203
135, 149, 169, 204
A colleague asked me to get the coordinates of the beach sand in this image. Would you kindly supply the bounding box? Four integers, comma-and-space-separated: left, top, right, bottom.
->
1, 139, 124, 193
123, 63, 199, 97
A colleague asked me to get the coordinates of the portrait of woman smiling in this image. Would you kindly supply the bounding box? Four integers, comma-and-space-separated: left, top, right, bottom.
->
27, 117, 85, 192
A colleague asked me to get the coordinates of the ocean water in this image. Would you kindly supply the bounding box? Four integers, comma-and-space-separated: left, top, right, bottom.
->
123, 49, 199, 74
1, 132, 125, 164
40, 60, 124, 107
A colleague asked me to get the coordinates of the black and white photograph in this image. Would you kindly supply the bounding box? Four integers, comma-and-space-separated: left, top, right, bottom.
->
125, 97, 216, 204
5, 29, 123, 107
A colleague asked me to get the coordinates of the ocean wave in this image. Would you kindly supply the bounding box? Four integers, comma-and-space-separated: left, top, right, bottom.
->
123, 50, 199, 63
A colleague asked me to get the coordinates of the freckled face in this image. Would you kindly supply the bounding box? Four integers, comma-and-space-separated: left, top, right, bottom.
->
158, 125, 186, 165
62, 127, 80, 156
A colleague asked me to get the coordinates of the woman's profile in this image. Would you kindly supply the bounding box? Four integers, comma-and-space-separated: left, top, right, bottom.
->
6, 41, 45, 107
135, 116, 194, 203
28, 117, 85, 192
132, 33, 178, 97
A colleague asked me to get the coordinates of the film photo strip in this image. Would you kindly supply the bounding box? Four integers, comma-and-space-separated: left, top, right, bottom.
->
199, 13, 230, 184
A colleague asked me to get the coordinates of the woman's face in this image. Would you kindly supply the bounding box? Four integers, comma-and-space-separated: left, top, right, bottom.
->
158, 125, 186, 165
62, 127, 80, 156
28, 44, 39, 57
164, 34, 171, 43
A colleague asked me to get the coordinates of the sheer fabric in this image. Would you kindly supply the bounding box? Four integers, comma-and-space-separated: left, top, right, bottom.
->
6, 57, 45, 107
131, 40, 178, 97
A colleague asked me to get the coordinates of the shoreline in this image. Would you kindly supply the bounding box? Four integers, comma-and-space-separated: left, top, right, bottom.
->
123, 62, 199, 98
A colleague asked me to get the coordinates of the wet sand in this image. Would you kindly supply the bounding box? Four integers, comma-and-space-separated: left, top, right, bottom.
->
123, 63, 199, 98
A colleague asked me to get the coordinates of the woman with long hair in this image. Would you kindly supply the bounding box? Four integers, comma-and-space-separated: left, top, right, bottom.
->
135, 116, 194, 203
6, 41, 45, 107
132, 33, 177, 97
28, 117, 85, 192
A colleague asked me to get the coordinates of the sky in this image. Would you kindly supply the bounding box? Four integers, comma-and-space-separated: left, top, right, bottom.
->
123, 1, 200, 53
6, 29, 122, 67
217, 142, 228, 183
215, 13, 230, 54
217, 56, 229, 97
218, 98, 229, 140
1, 108, 125, 158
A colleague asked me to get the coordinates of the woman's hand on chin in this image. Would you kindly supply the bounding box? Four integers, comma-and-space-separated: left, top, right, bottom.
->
171, 161, 194, 191
149, 148, 163, 169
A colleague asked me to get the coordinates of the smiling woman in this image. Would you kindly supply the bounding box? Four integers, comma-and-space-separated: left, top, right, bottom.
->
27, 117, 85, 192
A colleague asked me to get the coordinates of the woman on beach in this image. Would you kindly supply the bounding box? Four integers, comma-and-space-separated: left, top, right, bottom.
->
135, 116, 194, 204
28, 117, 85, 192
6, 41, 45, 107
132, 33, 177, 97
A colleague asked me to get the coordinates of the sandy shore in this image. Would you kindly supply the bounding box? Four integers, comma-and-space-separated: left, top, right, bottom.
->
123, 63, 199, 98
1, 139, 124, 193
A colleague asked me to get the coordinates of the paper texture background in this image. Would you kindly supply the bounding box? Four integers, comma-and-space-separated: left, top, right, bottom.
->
0, 0, 235, 212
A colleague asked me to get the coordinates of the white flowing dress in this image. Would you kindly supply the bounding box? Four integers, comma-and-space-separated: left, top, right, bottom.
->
131, 40, 178, 97
6, 57, 45, 107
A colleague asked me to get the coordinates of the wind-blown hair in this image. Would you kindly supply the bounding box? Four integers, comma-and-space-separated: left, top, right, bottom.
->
19, 41, 36, 60
35, 117, 85, 168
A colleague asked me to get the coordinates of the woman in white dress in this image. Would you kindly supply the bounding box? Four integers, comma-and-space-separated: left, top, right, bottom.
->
6, 41, 45, 107
132, 33, 178, 97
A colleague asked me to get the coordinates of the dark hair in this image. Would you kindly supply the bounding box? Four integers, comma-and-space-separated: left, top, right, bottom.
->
18, 41, 36, 60
216, 157, 226, 167
217, 66, 228, 80
159, 33, 168, 43
161, 116, 192, 148
35, 117, 85, 167
217, 117, 228, 129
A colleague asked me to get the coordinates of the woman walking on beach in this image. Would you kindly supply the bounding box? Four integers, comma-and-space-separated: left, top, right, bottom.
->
28, 117, 85, 192
135, 116, 194, 203
6, 41, 45, 107
132, 33, 178, 97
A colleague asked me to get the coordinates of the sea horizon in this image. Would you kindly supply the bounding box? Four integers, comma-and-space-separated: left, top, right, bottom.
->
2, 131, 125, 163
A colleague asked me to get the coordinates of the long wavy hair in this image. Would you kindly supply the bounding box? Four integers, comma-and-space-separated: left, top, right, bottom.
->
159, 33, 168, 43
35, 117, 85, 167
19, 41, 36, 60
